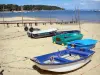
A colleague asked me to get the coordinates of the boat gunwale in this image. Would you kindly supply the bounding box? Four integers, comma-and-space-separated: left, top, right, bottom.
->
68, 39, 98, 46
29, 28, 57, 34
31, 50, 95, 65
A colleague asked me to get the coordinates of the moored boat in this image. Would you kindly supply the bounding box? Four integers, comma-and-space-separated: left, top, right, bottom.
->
67, 39, 98, 49
52, 33, 83, 46
30, 48, 95, 72
27, 28, 57, 38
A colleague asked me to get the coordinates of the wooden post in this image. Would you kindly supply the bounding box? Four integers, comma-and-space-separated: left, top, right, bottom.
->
7, 23, 9, 28
29, 23, 32, 26
35, 22, 37, 26
24, 23, 27, 27
17, 23, 19, 27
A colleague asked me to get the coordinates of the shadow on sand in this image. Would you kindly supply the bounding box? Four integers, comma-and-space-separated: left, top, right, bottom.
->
32, 60, 91, 75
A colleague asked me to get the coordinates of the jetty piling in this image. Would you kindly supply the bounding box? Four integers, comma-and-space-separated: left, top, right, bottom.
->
17, 23, 19, 27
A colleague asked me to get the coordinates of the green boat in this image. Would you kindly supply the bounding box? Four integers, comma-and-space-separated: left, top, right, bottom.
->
52, 33, 83, 46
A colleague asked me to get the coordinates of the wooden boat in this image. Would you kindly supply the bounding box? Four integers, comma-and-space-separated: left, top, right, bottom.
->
52, 33, 83, 46
67, 39, 98, 49
27, 28, 57, 38
30, 48, 95, 72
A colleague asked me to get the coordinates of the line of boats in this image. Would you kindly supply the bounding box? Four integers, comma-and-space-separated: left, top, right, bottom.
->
24, 26, 98, 72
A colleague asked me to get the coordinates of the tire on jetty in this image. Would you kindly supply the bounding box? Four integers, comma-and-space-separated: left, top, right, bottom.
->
24, 26, 28, 31
29, 27, 34, 38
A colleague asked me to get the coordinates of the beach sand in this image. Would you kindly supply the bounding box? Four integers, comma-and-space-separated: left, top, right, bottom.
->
0, 17, 100, 75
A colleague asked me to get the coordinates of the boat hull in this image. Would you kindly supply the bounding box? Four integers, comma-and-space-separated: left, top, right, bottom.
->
67, 39, 97, 49
68, 44, 96, 49
34, 55, 92, 72
77, 44, 95, 49
52, 33, 83, 46
27, 31, 56, 38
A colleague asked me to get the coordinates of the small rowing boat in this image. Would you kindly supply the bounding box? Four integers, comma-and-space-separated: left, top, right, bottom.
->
27, 28, 57, 38
67, 39, 98, 49
30, 48, 95, 72
52, 33, 83, 46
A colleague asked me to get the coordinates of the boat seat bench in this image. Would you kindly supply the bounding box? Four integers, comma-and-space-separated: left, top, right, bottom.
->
54, 57, 72, 63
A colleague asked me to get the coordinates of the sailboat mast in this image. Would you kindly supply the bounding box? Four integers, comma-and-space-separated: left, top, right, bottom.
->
50, 10, 51, 24
77, 8, 81, 32
3, 5, 5, 27
21, 6, 23, 26
75, 7, 77, 23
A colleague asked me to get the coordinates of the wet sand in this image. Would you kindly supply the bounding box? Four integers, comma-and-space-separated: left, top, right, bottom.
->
0, 17, 100, 75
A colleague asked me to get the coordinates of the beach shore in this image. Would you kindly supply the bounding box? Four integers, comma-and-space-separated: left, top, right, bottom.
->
0, 17, 100, 75
0, 16, 58, 22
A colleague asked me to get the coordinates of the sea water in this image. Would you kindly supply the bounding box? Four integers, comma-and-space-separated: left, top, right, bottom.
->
0, 10, 100, 22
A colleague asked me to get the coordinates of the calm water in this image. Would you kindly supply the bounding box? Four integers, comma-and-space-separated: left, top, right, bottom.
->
0, 10, 100, 22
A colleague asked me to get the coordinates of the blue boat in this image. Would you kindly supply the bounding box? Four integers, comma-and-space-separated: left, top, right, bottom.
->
30, 48, 95, 72
67, 39, 98, 49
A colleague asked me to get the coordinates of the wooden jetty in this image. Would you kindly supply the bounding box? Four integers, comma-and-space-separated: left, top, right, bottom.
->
0, 20, 77, 25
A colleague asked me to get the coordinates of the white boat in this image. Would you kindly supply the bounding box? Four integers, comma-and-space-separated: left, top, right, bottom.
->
30, 48, 95, 72
27, 28, 57, 38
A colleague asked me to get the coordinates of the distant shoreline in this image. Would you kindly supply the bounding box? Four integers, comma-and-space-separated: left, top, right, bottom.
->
0, 10, 100, 13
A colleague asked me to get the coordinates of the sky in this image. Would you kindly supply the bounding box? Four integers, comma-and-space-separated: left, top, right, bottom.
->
0, 0, 100, 10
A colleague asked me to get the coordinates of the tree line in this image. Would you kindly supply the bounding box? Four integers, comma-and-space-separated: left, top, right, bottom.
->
0, 4, 64, 11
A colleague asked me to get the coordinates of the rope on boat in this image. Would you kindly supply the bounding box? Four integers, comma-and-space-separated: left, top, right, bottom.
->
50, 56, 55, 63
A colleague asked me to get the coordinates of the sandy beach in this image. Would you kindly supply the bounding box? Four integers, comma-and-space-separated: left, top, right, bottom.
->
0, 17, 100, 75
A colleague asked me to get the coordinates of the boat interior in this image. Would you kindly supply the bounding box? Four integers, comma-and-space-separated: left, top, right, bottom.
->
33, 48, 94, 65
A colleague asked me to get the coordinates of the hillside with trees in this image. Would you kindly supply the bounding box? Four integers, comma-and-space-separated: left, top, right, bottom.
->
0, 4, 64, 11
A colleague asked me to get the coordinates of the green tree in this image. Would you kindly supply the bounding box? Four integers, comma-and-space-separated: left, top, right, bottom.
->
0, 4, 65, 11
